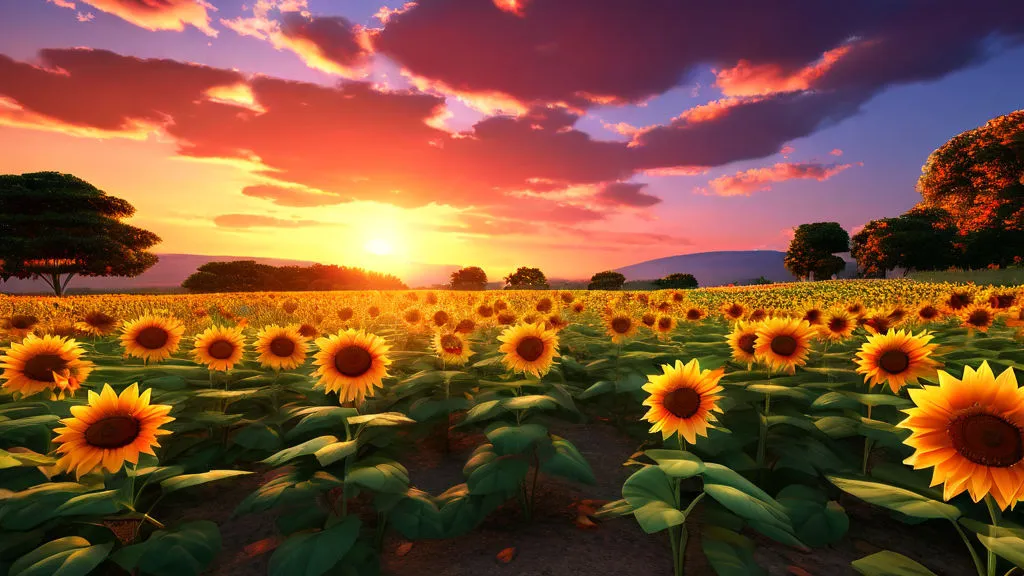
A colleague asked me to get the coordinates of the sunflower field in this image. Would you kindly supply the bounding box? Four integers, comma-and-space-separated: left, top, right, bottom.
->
1, 279, 1024, 576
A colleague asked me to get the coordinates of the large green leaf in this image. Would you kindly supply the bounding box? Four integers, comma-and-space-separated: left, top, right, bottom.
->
644, 449, 705, 479
262, 435, 338, 467
389, 490, 444, 540
500, 395, 558, 411
347, 412, 415, 427
701, 526, 767, 576
10, 537, 112, 576
540, 436, 595, 484
0, 448, 56, 470
851, 551, 938, 575
622, 466, 677, 509
269, 516, 361, 576
160, 470, 252, 494
232, 424, 282, 452
54, 490, 121, 517
286, 407, 357, 440
460, 400, 507, 425
466, 455, 529, 496
112, 521, 221, 576
485, 423, 548, 456
827, 476, 960, 521
314, 440, 358, 467
976, 533, 1024, 569
408, 397, 470, 422
0, 483, 92, 530
776, 484, 848, 547
346, 459, 409, 494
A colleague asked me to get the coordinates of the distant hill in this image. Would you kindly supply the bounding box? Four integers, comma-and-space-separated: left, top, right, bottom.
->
614, 250, 856, 287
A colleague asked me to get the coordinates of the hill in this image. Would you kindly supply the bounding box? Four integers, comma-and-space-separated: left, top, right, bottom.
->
614, 250, 855, 287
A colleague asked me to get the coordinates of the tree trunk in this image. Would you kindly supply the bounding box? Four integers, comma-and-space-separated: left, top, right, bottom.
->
51, 273, 63, 297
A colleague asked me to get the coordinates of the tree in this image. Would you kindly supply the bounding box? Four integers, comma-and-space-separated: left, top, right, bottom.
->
851, 210, 958, 278
0, 172, 160, 296
449, 266, 488, 290
182, 261, 406, 292
917, 110, 1023, 266
784, 222, 849, 280
588, 270, 626, 290
654, 273, 698, 289
504, 267, 549, 290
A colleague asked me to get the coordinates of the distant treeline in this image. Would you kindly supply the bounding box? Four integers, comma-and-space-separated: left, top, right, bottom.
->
181, 261, 407, 292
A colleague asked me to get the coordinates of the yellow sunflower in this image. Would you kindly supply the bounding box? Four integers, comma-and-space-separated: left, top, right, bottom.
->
641, 359, 725, 443
1, 315, 39, 341
898, 362, 1024, 511
74, 311, 119, 337
914, 303, 943, 324
846, 301, 866, 318
753, 318, 815, 375
855, 328, 941, 394
605, 314, 638, 343
683, 306, 707, 323
727, 321, 759, 366
192, 325, 246, 372
0, 334, 94, 399
819, 309, 856, 342
801, 305, 825, 326
52, 383, 174, 479
433, 331, 473, 366
256, 325, 309, 370
720, 302, 746, 322
654, 315, 677, 339
641, 313, 657, 328
747, 308, 769, 323
120, 315, 185, 363
943, 290, 974, 313
313, 329, 392, 404
860, 310, 896, 336
961, 304, 996, 332
497, 322, 560, 377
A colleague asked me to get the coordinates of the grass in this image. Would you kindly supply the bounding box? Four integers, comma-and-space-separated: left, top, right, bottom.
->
907, 266, 1024, 286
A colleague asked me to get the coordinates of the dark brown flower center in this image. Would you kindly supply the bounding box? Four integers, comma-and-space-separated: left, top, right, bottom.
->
478, 305, 494, 318
919, 306, 939, 319
686, 309, 702, 320
848, 304, 863, 315
440, 334, 463, 354
642, 314, 656, 326
663, 387, 701, 419
737, 334, 757, 354
672, 293, 684, 302
658, 317, 672, 330
498, 313, 516, 325
991, 295, 1015, 309
23, 353, 68, 382
967, 310, 992, 327
536, 299, 553, 313
405, 310, 421, 323
207, 339, 236, 360
878, 349, 910, 374
368, 306, 381, 318
334, 345, 373, 377
433, 311, 449, 326
561, 293, 574, 304
611, 317, 631, 334
804, 310, 822, 324
85, 312, 115, 328
269, 336, 296, 357
298, 324, 317, 338
516, 336, 545, 362
135, 326, 169, 350
10, 315, 38, 330
749, 310, 767, 321
770, 335, 798, 357
456, 319, 475, 333
85, 416, 140, 449
947, 293, 972, 310
727, 304, 743, 318
338, 308, 354, 321
949, 413, 1024, 468
888, 308, 906, 322
828, 317, 849, 333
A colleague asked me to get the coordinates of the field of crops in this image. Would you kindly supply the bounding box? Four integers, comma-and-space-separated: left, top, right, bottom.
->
1, 279, 1024, 576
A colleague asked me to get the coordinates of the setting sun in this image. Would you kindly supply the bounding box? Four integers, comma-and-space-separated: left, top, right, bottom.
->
365, 238, 393, 256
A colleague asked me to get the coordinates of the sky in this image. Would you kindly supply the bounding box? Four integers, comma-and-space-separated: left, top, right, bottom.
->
0, 0, 1022, 282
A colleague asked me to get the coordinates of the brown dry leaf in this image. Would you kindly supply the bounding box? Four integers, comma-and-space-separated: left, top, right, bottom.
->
243, 536, 281, 557
787, 567, 814, 576
496, 547, 517, 563
574, 514, 599, 529
396, 542, 414, 557
576, 499, 610, 516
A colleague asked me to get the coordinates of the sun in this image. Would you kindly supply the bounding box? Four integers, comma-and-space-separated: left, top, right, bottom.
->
365, 238, 393, 255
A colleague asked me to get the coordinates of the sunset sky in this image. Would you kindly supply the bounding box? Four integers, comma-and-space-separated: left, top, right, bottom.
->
1, 0, 1022, 282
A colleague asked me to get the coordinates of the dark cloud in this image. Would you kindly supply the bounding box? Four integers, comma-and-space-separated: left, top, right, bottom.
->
278, 13, 371, 75
595, 182, 661, 207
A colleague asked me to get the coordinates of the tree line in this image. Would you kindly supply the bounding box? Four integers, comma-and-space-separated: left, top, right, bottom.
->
181, 261, 407, 292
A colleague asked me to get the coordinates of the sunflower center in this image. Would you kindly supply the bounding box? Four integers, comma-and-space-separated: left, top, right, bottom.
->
136, 327, 169, 350
269, 337, 296, 357
658, 317, 672, 330
338, 308, 353, 321
334, 345, 373, 377
611, 318, 631, 334
85, 416, 141, 449
728, 305, 743, 317
878, 349, 910, 374
663, 388, 701, 419
919, 306, 938, 319
86, 312, 115, 327
433, 311, 449, 326
441, 334, 463, 354
770, 335, 798, 357
828, 317, 849, 332
207, 339, 236, 360
949, 413, 1024, 468
516, 336, 545, 362
10, 315, 36, 329
536, 299, 552, 313
686, 310, 701, 320
23, 353, 68, 382
737, 334, 756, 354
968, 310, 991, 326
804, 310, 821, 324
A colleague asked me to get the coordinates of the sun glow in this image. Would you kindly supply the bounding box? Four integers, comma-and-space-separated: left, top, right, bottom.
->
365, 238, 393, 255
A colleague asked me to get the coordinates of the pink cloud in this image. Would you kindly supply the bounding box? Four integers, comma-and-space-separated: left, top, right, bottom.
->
703, 161, 857, 197
47, 0, 76, 8
594, 182, 661, 207
714, 45, 854, 97
76, 11, 95, 22
76, 0, 218, 36
830, 148, 843, 156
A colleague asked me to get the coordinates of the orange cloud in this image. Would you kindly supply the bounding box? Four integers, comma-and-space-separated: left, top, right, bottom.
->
77, 0, 218, 36
702, 161, 857, 197
242, 183, 350, 207
714, 45, 853, 97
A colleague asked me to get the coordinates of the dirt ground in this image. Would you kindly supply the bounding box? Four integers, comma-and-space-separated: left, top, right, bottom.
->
159, 419, 976, 576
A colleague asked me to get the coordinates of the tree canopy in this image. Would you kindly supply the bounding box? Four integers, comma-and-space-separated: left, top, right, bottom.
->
654, 273, 698, 289
784, 222, 849, 280
504, 267, 549, 290
449, 266, 488, 290
182, 261, 407, 292
588, 270, 626, 290
0, 172, 160, 296
851, 208, 959, 277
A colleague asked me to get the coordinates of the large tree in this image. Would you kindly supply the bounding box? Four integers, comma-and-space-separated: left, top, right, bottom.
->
182, 261, 407, 292
850, 209, 958, 277
588, 270, 626, 290
917, 110, 1023, 266
0, 172, 160, 296
504, 267, 549, 290
449, 266, 488, 290
784, 222, 849, 280
654, 273, 698, 289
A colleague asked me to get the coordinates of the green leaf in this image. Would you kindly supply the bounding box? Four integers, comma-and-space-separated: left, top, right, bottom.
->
286, 407, 356, 440
347, 412, 416, 427
0, 483, 92, 530
466, 454, 529, 496
346, 459, 409, 494
593, 499, 634, 520
701, 526, 767, 576
644, 449, 705, 479
703, 485, 787, 531
0, 448, 56, 470
55, 490, 121, 517
851, 551, 938, 575
846, 392, 913, 408
408, 397, 470, 422
500, 395, 558, 411
160, 470, 252, 494
485, 423, 548, 456
776, 485, 849, 547
232, 423, 282, 452
814, 416, 860, 438
622, 466, 677, 509
631, 500, 686, 534
0, 415, 59, 436
113, 521, 221, 576
389, 490, 444, 540
262, 435, 338, 467
976, 533, 1024, 569
269, 516, 361, 576
314, 440, 358, 467
10, 537, 112, 576
578, 380, 614, 399
827, 476, 960, 521
460, 399, 507, 425
809, 391, 860, 411
540, 435, 595, 484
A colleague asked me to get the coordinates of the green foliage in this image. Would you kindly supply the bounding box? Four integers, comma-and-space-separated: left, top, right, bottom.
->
851, 209, 958, 277
0, 172, 160, 295
449, 266, 488, 290
785, 222, 849, 280
588, 270, 626, 290
182, 261, 406, 292
653, 273, 699, 289
503, 266, 549, 289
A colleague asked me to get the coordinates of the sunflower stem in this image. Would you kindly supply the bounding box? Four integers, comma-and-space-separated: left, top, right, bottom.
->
862, 404, 873, 476
668, 525, 682, 576
986, 496, 1002, 576
952, 519, 988, 576
756, 389, 771, 471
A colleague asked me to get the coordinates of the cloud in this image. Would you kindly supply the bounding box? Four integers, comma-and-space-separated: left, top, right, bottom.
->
75, 0, 218, 36
594, 182, 661, 207
241, 184, 350, 207
47, 0, 76, 9
702, 161, 857, 197
830, 148, 843, 156
76, 11, 95, 22
714, 44, 854, 97
213, 214, 326, 228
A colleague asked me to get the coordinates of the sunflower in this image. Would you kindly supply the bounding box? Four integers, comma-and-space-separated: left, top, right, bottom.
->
431, 310, 450, 328
192, 325, 246, 372
747, 308, 769, 323
455, 318, 476, 334
988, 291, 1017, 310
898, 362, 1024, 511
561, 292, 575, 305
1006, 307, 1024, 328
753, 318, 815, 375
476, 304, 495, 319
337, 307, 355, 322
425, 292, 438, 306
961, 304, 996, 332
819, 309, 856, 342
367, 306, 382, 319
535, 298, 554, 313
654, 315, 676, 338
497, 322, 560, 377
802, 305, 825, 326
313, 329, 392, 403
641, 359, 725, 443
855, 329, 941, 393
297, 323, 319, 338
1, 315, 39, 341
727, 321, 759, 366
914, 303, 943, 324
0, 334, 94, 399
282, 299, 299, 314
120, 315, 185, 363
255, 325, 309, 370
605, 313, 638, 343
52, 383, 174, 479
497, 312, 517, 326
720, 302, 746, 322
860, 310, 895, 336
886, 304, 910, 325
846, 302, 866, 317
572, 302, 585, 314
943, 290, 973, 312
683, 307, 707, 322
434, 331, 473, 366
74, 311, 118, 337
641, 313, 657, 328
546, 314, 569, 332
403, 308, 423, 329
